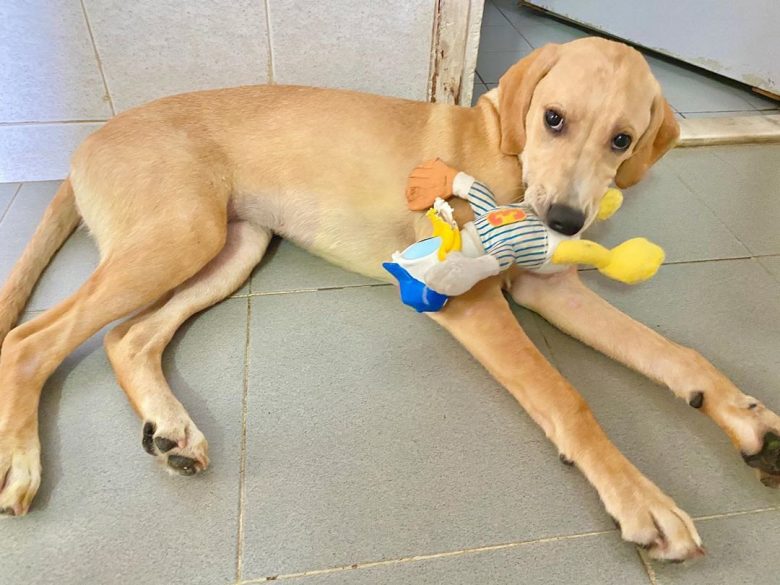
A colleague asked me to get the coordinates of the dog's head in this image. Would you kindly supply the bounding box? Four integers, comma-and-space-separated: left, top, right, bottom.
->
497, 38, 678, 235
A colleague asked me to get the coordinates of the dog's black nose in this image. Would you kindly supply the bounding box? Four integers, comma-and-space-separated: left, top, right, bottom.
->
546, 204, 585, 236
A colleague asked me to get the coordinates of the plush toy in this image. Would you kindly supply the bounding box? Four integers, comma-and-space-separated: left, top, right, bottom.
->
383, 159, 664, 312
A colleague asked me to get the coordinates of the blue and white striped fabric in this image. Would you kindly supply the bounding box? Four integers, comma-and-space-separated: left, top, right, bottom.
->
467, 181, 549, 270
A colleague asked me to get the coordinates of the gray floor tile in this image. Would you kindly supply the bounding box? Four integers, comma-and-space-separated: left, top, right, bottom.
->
680, 110, 777, 118
250, 238, 379, 294
706, 143, 780, 179
275, 532, 649, 585
0, 182, 21, 219
241, 286, 611, 577
758, 255, 780, 281
740, 90, 780, 111
0, 122, 103, 183
585, 156, 749, 263
481, 1, 509, 26
476, 48, 533, 84
646, 57, 757, 113
665, 145, 780, 256
0, 298, 247, 585
653, 510, 780, 584
479, 24, 534, 53
532, 259, 780, 521
471, 82, 488, 106
84, 0, 270, 112
498, 5, 588, 47
0, 0, 111, 122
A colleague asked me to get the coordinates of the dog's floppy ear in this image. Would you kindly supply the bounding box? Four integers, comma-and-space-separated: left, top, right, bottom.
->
615, 95, 679, 188
498, 44, 559, 156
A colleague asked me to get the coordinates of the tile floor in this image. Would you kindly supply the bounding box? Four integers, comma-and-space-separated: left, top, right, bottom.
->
473, 0, 780, 117
2, 2, 780, 584
1, 143, 779, 584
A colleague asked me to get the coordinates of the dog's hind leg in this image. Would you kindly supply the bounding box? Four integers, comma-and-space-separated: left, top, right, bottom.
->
104, 221, 271, 475
0, 196, 227, 516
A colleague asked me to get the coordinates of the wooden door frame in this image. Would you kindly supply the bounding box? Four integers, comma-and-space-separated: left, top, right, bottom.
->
428, 0, 484, 106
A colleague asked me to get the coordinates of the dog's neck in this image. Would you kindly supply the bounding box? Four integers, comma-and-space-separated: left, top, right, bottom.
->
442, 90, 525, 207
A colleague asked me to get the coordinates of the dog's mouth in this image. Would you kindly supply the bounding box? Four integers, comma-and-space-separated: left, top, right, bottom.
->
523, 184, 586, 236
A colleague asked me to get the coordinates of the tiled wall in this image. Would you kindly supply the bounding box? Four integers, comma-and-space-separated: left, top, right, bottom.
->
0, 0, 437, 182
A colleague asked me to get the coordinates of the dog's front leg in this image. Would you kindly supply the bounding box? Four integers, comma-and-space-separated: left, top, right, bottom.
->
510, 268, 780, 488
429, 277, 703, 561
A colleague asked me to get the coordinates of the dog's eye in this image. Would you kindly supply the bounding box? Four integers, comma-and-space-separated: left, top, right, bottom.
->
544, 109, 564, 132
612, 133, 632, 151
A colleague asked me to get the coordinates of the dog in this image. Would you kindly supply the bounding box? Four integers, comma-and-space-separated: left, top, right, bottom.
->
1, 38, 778, 562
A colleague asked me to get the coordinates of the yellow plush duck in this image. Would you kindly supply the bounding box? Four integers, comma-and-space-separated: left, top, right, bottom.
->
386, 160, 665, 307
551, 188, 665, 284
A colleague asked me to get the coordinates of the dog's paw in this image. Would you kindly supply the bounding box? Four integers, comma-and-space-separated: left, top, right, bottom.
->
141, 415, 208, 476
606, 480, 704, 562
721, 399, 780, 487
0, 437, 41, 517
743, 431, 780, 488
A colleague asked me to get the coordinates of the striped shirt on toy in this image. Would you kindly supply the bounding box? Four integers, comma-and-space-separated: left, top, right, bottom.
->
453, 174, 550, 271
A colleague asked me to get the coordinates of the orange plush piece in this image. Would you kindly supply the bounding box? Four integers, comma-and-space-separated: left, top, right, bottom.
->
406, 159, 458, 210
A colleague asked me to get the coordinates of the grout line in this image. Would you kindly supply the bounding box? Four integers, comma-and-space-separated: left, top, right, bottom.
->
680, 109, 770, 115
494, 3, 536, 48
79, 0, 116, 116
578, 255, 757, 274
636, 548, 659, 585
0, 183, 23, 225
693, 505, 779, 523
237, 529, 617, 583
663, 256, 751, 267
263, 0, 275, 83
235, 296, 253, 582
487, 1, 513, 27
234, 282, 391, 300
0, 119, 109, 127
237, 505, 780, 583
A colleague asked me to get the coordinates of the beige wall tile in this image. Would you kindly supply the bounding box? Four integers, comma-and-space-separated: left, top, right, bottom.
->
269, 0, 435, 100
84, 0, 270, 112
0, 122, 103, 182
0, 0, 112, 122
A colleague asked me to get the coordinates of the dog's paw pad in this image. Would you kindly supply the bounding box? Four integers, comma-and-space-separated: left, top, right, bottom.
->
167, 455, 199, 475
140, 419, 208, 476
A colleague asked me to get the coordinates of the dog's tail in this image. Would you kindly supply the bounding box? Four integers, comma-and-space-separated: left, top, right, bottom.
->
0, 178, 80, 346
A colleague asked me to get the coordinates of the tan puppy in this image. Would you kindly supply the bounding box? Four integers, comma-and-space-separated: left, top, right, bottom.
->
1, 38, 778, 562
